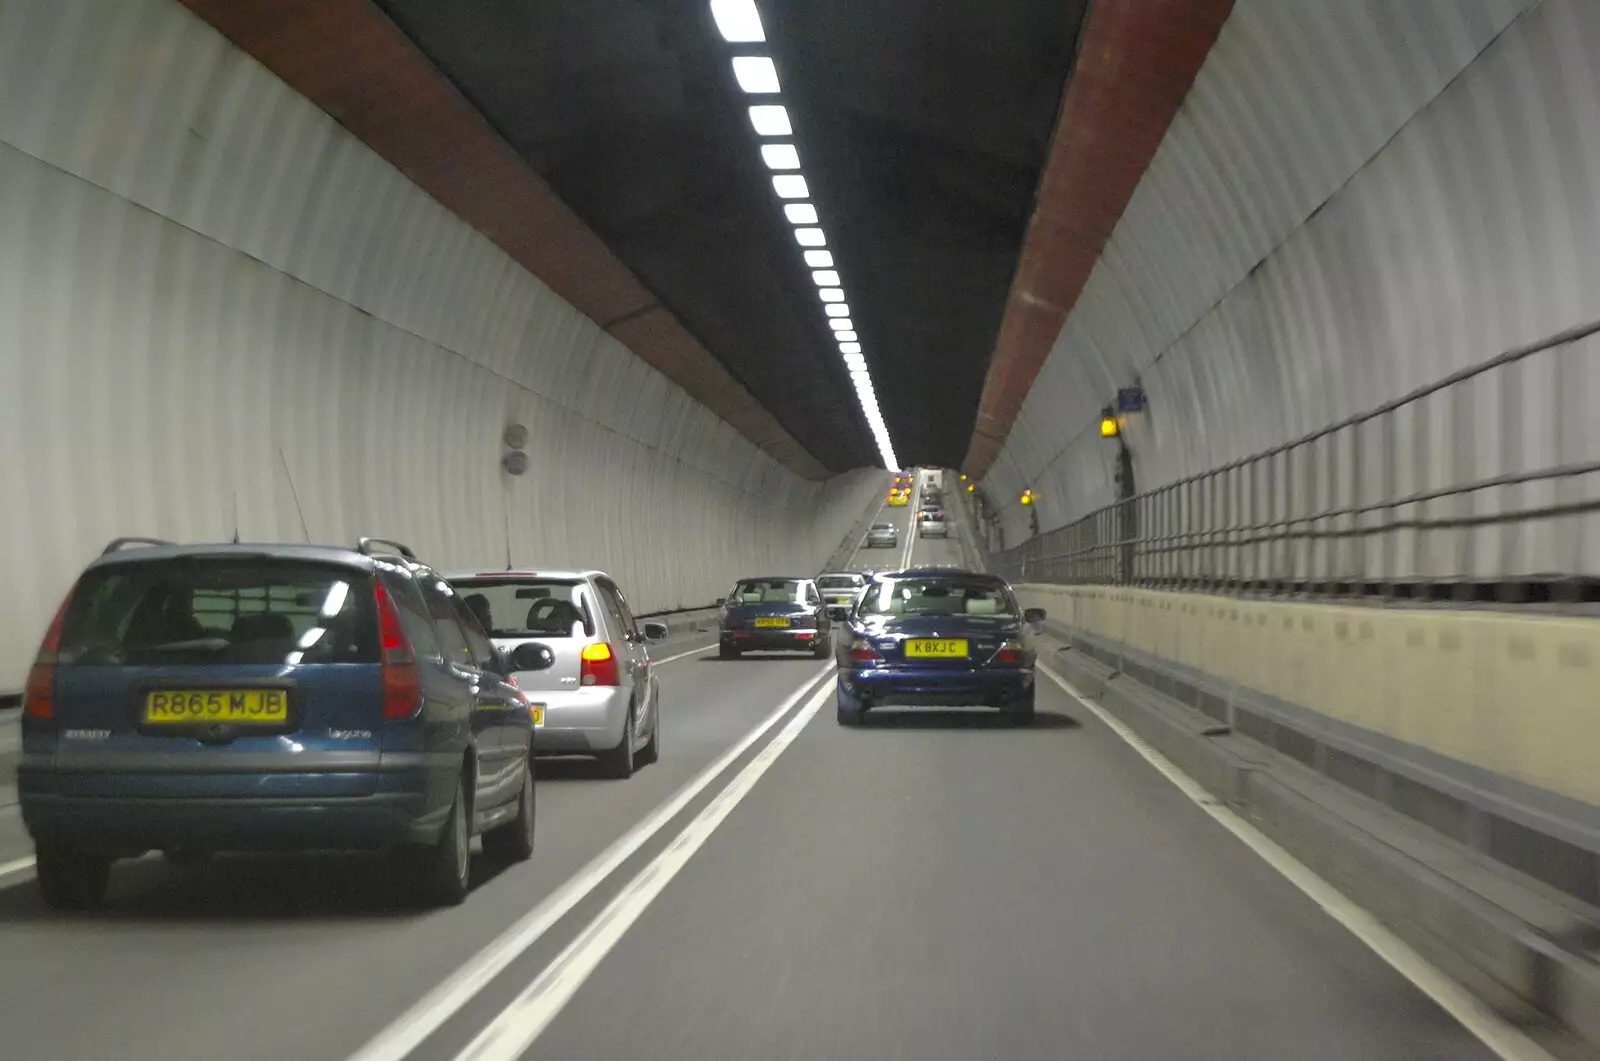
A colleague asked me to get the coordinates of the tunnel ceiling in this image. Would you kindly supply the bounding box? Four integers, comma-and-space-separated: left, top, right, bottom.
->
368, 0, 1087, 471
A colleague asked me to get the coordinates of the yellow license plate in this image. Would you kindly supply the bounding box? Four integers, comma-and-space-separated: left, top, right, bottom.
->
754, 617, 790, 628
144, 689, 288, 724
904, 639, 968, 658
529, 704, 545, 726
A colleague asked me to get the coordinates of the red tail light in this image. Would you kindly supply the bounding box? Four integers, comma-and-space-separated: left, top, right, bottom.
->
373, 579, 421, 719
848, 638, 881, 663
992, 640, 1025, 663
23, 589, 75, 720
580, 642, 620, 686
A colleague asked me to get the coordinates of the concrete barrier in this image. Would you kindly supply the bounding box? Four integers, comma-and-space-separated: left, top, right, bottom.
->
1026, 589, 1600, 1055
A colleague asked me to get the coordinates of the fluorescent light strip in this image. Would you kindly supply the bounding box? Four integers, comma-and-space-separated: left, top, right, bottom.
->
824, 304, 850, 317
828, 318, 852, 331
711, 0, 765, 42
794, 228, 826, 247
834, 330, 857, 341
772, 174, 808, 198
784, 203, 818, 224
748, 105, 791, 136
761, 144, 800, 170
839, 342, 861, 354
803, 250, 833, 267
811, 270, 840, 287
819, 288, 845, 303
732, 56, 780, 93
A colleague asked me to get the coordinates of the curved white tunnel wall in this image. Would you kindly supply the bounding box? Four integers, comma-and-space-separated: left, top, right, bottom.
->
0, 0, 884, 689
992, 0, 1600, 575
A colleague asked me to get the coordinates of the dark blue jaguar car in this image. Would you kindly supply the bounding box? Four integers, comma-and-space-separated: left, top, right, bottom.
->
830, 568, 1046, 726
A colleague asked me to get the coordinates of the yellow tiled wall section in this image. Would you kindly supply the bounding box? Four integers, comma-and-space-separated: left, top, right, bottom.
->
1017, 585, 1600, 808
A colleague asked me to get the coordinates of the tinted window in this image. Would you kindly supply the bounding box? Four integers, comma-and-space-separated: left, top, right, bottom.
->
450, 578, 594, 638
729, 579, 805, 604
592, 581, 629, 639
57, 559, 378, 666
860, 577, 1017, 618
420, 578, 474, 666
598, 580, 639, 639
804, 583, 821, 605
451, 598, 496, 666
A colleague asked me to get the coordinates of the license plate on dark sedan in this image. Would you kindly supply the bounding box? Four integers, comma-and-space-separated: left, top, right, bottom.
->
754, 617, 790, 628
144, 689, 288, 724
903, 639, 968, 658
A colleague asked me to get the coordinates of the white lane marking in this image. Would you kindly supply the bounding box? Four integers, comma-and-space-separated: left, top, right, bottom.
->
650, 640, 718, 666
451, 678, 834, 1061
0, 855, 35, 881
897, 476, 922, 570
1037, 663, 1557, 1061
346, 664, 834, 1061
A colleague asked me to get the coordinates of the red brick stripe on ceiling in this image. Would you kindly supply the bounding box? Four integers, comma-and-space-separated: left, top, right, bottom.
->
962, 0, 1235, 478
179, 0, 832, 481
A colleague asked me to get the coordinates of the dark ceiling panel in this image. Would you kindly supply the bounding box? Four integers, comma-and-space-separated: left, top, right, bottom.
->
371, 0, 1085, 470
178, 0, 832, 481
963, 0, 1237, 477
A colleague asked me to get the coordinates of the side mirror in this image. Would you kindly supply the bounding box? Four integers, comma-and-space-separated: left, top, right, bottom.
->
509, 642, 556, 672
827, 606, 851, 622
714, 597, 726, 606
1023, 607, 1047, 624
642, 621, 669, 641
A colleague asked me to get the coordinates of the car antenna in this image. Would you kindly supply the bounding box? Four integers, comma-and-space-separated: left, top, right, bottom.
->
231, 490, 241, 544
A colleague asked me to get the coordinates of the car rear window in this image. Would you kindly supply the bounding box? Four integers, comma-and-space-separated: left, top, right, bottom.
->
860, 577, 1017, 618
816, 575, 865, 590
56, 559, 379, 666
730, 579, 805, 603
449, 579, 595, 638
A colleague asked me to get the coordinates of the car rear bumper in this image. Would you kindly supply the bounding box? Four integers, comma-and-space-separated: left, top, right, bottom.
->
17, 761, 444, 855
522, 686, 629, 754
839, 665, 1032, 707
917, 525, 948, 536
722, 628, 822, 652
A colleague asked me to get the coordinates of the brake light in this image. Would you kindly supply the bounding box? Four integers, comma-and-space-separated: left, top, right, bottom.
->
23, 588, 75, 720
373, 579, 421, 719
849, 638, 881, 663
992, 640, 1025, 664
580, 642, 620, 686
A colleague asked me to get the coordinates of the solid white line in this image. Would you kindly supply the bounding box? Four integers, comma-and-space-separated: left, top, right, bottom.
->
1036, 663, 1557, 1061
650, 640, 718, 666
0, 855, 35, 880
451, 678, 835, 1061
345, 663, 834, 1061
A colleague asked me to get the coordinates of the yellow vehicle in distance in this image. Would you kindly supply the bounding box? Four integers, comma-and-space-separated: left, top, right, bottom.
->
886, 488, 910, 506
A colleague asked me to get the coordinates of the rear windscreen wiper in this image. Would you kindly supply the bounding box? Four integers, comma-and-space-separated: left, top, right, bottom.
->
147, 637, 231, 652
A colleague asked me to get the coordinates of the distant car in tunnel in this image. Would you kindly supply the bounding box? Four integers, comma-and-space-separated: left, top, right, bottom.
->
864, 522, 898, 548
886, 490, 910, 506
829, 568, 1046, 727
17, 537, 537, 910
445, 569, 667, 780
717, 577, 832, 659
917, 507, 947, 538
815, 571, 869, 610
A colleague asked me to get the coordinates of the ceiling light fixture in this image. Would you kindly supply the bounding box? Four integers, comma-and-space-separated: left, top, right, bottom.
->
761, 144, 800, 170
824, 303, 850, 317
784, 203, 818, 225
828, 318, 853, 331
840, 342, 862, 355
772, 174, 809, 198
803, 250, 833, 268
711, 0, 765, 42
811, 270, 840, 286
731, 56, 780, 93
819, 288, 845, 303
794, 228, 827, 247
748, 105, 792, 136
834, 330, 857, 341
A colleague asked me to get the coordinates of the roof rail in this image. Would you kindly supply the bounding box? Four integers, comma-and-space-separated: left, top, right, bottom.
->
101, 537, 174, 555
356, 537, 418, 561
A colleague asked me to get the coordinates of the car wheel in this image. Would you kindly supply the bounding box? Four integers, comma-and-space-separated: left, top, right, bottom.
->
1005, 691, 1037, 727
812, 635, 831, 659
836, 682, 864, 727
598, 704, 637, 779
36, 845, 111, 911
483, 759, 536, 865
416, 776, 471, 907
637, 707, 660, 766
718, 642, 740, 660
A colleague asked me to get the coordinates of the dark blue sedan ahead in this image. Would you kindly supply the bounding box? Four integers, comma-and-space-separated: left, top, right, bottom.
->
831, 568, 1045, 726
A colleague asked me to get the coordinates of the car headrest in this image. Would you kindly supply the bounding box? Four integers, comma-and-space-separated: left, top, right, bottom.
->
964, 597, 999, 615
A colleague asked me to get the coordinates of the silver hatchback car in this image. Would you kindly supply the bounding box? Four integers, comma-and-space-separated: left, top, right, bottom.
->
443, 569, 667, 779
865, 522, 899, 549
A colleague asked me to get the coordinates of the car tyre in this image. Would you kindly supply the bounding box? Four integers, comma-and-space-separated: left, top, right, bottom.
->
415, 776, 471, 907
1005, 691, 1037, 728
836, 683, 865, 727
637, 708, 660, 766
812, 635, 831, 659
483, 760, 535, 865
718, 642, 740, 660
598, 704, 637, 779
36, 845, 111, 911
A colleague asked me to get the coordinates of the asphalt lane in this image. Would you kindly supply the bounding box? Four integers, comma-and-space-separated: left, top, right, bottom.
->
0, 636, 830, 1061
499, 497, 1499, 1061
